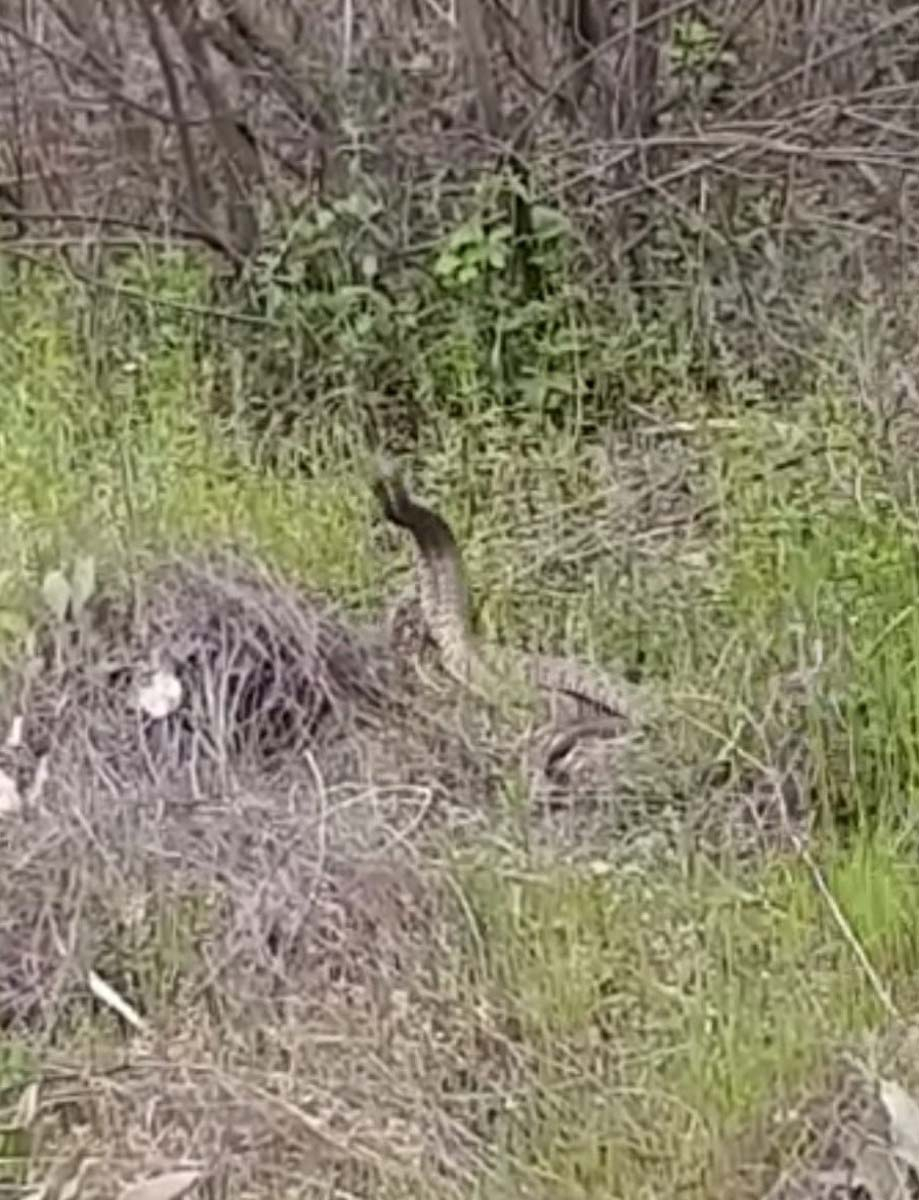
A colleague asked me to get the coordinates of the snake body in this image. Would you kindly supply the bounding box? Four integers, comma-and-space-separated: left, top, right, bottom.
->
373, 463, 482, 690
373, 462, 637, 724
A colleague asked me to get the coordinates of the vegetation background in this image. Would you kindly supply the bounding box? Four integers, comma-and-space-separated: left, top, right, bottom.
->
4, 1, 919, 1197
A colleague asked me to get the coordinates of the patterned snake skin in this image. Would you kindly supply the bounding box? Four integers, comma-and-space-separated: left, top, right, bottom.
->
372, 460, 639, 725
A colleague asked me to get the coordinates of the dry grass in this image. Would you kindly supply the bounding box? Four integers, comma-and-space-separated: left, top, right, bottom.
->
6, 262, 919, 1200
0, 548, 502, 1019
0, 555, 502, 1197
0, 539, 821, 1200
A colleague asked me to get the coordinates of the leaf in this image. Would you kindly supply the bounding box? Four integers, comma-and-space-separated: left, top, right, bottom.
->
449, 220, 483, 250
313, 206, 335, 234
119, 1171, 203, 1200
87, 970, 147, 1033
41, 571, 71, 623
880, 1077, 919, 1171
487, 243, 508, 270
532, 205, 570, 238
433, 250, 460, 278
13, 1081, 39, 1129
0, 768, 22, 816
69, 556, 96, 620
137, 671, 183, 719
25, 755, 49, 806
0, 609, 30, 640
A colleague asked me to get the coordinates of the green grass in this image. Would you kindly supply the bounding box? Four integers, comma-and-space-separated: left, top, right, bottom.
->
450, 838, 919, 1196
3, 251, 919, 1197
0, 265, 384, 622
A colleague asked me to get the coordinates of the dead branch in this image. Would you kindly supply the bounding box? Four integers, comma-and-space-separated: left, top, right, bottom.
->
160, 0, 260, 258
135, 0, 237, 259
458, 0, 503, 139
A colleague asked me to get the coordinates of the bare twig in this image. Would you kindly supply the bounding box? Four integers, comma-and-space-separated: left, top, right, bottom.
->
160, 0, 260, 257
135, 0, 224, 253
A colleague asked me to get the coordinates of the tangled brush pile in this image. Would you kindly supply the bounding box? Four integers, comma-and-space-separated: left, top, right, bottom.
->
0, 551, 496, 1031
1, 552, 410, 796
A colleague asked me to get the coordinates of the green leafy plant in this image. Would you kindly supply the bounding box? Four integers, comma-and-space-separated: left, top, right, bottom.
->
433, 217, 512, 288
669, 17, 735, 76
